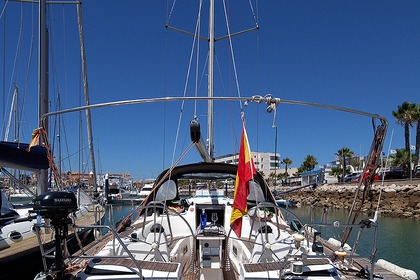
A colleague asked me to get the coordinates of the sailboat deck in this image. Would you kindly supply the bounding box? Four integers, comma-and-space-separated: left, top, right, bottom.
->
86, 257, 179, 272
63, 218, 407, 280
242, 258, 331, 273
236, 229, 406, 279
0, 235, 50, 262
1, 209, 102, 263
318, 237, 406, 280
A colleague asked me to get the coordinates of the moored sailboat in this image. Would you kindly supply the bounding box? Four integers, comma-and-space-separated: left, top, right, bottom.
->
27, 1, 418, 280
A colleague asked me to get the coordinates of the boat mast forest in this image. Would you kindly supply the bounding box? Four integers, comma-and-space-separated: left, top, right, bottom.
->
1, 0, 97, 193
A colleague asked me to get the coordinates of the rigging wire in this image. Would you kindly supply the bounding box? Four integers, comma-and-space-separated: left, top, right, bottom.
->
1, 1, 5, 130
151, 0, 207, 229
46, 3, 76, 185
373, 128, 395, 222
193, 0, 203, 118
155, 0, 265, 231
2, 2, 37, 143
0, 0, 9, 19
165, 0, 204, 171
2, 2, 35, 142
19, 2, 36, 142
341, 117, 387, 245
14, 5, 22, 141
163, 0, 170, 172
221, 0, 241, 110
222, 0, 268, 201
2, 2, 23, 140
164, 1, 262, 164
222, 0, 259, 112
48, 3, 62, 176
165, 0, 177, 26
249, 0, 259, 25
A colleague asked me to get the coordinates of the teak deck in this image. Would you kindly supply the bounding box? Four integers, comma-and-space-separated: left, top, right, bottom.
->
62, 220, 407, 279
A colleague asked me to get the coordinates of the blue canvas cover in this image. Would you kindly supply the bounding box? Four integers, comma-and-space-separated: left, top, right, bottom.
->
0, 141, 49, 172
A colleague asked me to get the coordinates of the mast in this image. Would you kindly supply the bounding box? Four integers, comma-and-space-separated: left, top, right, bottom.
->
77, 3, 97, 188
38, 0, 49, 194
207, 0, 215, 161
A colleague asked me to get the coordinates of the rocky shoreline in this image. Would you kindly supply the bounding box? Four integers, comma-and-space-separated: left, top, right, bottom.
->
277, 180, 420, 220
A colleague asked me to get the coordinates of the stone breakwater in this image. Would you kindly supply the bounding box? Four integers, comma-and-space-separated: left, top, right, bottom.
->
281, 182, 420, 219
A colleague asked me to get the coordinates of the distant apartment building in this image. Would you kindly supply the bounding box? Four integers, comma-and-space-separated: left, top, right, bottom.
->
215, 152, 280, 177
62, 171, 96, 186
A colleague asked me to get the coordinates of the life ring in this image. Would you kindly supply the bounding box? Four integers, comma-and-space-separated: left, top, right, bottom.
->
116, 194, 122, 199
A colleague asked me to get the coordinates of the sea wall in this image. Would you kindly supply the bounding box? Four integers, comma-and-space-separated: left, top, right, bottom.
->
279, 182, 420, 220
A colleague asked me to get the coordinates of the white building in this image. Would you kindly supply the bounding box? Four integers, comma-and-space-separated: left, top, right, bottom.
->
215, 152, 280, 177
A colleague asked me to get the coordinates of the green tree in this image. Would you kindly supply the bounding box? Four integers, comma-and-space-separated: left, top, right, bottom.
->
336, 147, 354, 181
352, 156, 361, 170
301, 155, 318, 172
268, 171, 277, 186
329, 166, 342, 181
280, 157, 293, 181
296, 165, 306, 176
390, 148, 411, 176
393, 101, 416, 153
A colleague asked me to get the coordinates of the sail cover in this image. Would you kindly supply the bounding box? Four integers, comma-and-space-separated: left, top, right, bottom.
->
0, 141, 49, 171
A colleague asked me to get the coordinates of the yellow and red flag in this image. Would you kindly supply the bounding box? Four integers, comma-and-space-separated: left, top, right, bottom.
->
230, 124, 256, 238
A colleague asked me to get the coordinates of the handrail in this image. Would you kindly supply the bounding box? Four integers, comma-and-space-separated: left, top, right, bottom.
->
39, 95, 388, 127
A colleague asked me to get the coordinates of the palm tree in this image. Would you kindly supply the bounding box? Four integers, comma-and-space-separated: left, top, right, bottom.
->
268, 171, 277, 186
390, 148, 411, 176
280, 157, 293, 181
296, 165, 306, 176
302, 155, 318, 172
336, 147, 354, 181
330, 166, 342, 181
352, 156, 361, 170
393, 101, 416, 152
295, 155, 317, 177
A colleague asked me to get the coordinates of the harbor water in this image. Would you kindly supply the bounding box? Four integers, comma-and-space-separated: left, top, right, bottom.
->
104, 204, 420, 277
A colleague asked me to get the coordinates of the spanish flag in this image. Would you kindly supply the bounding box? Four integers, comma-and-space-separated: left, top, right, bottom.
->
230, 124, 256, 238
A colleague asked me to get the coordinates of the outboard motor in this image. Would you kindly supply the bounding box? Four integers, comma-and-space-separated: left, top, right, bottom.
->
31, 191, 78, 280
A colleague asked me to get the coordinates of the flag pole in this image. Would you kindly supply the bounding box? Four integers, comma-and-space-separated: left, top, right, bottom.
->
230, 113, 256, 238
241, 112, 255, 180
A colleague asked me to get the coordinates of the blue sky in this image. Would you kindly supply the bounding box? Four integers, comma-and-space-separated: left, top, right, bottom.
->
1, 1, 419, 180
